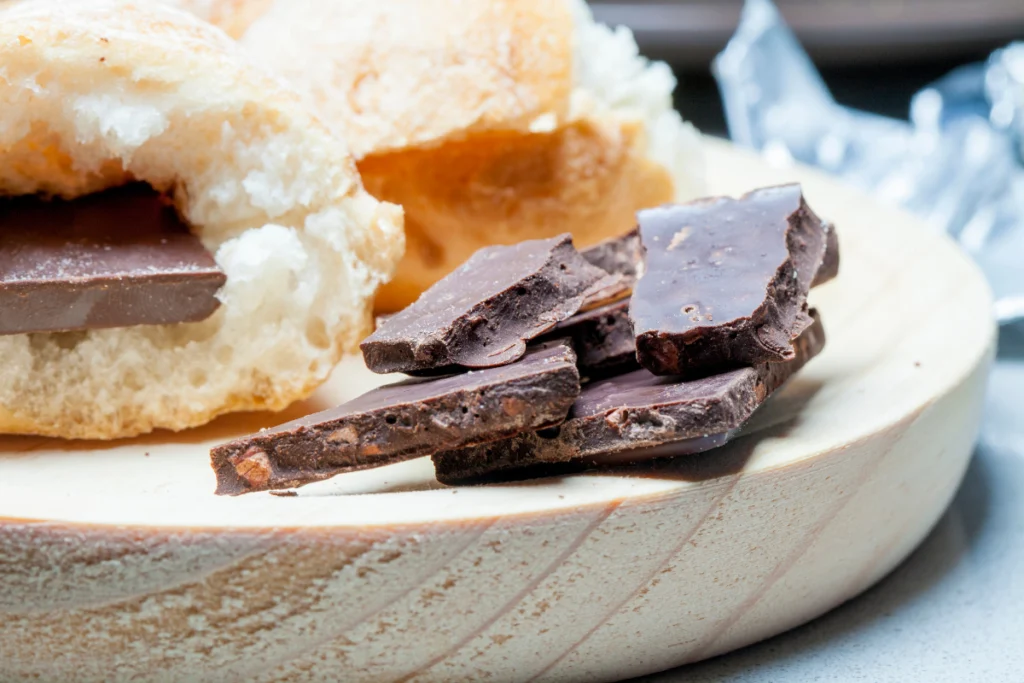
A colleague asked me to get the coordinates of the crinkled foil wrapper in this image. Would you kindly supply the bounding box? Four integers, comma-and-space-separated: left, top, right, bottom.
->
714, 0, 1024, 323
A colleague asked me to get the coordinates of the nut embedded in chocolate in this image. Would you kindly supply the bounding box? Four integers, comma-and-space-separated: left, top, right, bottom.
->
212, 340, 581, 495
0, 184, 226, 336
631, 184, 830, 377
361, 234, 612, 374
432, 312, 825, 485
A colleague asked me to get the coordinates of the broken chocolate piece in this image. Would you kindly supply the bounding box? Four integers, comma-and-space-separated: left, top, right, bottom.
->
361, 234, 611, 374
434, 432, 737, 485
542, 298, 637, 376
542, 227, 838, 378
0, 184, 225, 335
578, 229, 644, 309
432, 313, 825, 485
812, 221, 840, 287
581, 228, 643, 282
212, 341, 580, 495
631, 184, 828, 376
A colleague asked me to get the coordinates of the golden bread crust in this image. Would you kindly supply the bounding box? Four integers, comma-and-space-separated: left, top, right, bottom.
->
238, 0, 576, 159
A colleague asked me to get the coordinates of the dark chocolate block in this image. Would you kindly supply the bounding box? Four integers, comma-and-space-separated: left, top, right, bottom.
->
813, 221, 840, 287
212, 341, 580, 495
361, 234, 611, 374
576, 229, 644, 309
631, 184, 829, 376
581, 228, 643, 282
432, 313, 825, 485
542, 225, 838, 378
542, 298, 637, 376
0, 184, 225, 335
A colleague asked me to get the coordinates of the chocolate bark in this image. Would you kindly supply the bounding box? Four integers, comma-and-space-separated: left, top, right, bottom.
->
541, 224, 837, 379
813, 221, 840, 287
432, 313, 825, 484
212, 341, 580, 495
361, 234, 611, 374
631, 184, 828, 377
0, 184, 225, 335
580, 228, 643, 282
541, 298, 637, 376
578, 228, 644, 308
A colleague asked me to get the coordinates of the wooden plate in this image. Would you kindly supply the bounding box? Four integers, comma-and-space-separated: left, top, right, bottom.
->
0, 139, 995, 683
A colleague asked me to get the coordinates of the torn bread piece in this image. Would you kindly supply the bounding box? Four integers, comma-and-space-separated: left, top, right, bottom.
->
154, 0, 706, 310
0, 0, 403, 439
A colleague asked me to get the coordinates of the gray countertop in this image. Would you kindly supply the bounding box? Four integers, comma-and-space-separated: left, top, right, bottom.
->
637, 325, 1024, 682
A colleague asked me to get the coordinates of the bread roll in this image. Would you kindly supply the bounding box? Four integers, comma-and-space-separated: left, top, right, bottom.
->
0, 0, 404, 439
159, 0, 705, 310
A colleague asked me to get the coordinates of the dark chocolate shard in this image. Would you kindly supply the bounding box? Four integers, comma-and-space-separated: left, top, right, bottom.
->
581, 228, 643, 282
541, 226, 838, 379
212, 341, 580, 495
542, 298, 637, 376
812, 221, 840, 287
0, 184, 226, 336
578, 229, 644, 309
631, 184, 829, 377
434, 432, 737, 485
361, 234, 611, 374
432, 313, 825, 485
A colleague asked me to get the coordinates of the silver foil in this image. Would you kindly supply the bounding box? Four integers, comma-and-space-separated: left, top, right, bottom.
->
714, 0, 1024, 323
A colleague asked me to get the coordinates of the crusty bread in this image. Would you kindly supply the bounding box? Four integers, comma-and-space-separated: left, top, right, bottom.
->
0, 0, 404, 439
237, 0, 577, 161
163, 0, 705, 310
364, 0, 704, 309
156, 0, 273, 38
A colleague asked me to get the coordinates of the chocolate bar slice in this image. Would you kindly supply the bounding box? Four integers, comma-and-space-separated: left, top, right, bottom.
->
0, 184, 225, 335
543, 221, 838, 378
432, 313, 825, 485
212, 341, 580, 495
361, 234, 611, 374
813, 221, 840, 287
631, 184, 829, 376
581, 228, 643, 282
542, 298, 636, 376
577, 228, 644, 307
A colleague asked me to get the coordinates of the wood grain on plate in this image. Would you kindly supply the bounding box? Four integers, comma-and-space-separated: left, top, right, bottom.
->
0, 139, 995, 683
